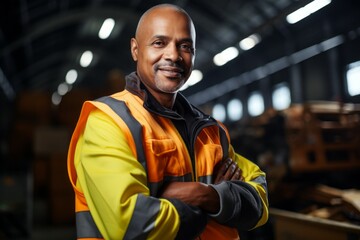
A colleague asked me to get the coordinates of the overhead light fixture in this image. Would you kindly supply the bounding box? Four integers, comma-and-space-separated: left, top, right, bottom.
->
51, 92, 62, 106
187, 69, 203, 86
99, 18, 115, 39
346, 61, 360, 96
180, 69, 203, 90
213, 47, 239, 66
239, 34, 261, 51
65, 69, 78, 84
80, 50, 93, 67
57, 82, 70, 96
286, 0, 332, 24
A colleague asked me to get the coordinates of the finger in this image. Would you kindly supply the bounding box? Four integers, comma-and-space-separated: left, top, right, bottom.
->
231, 169, 240, 181
231, 168, 244, 181
223, 162, 238, 180
238, 168, 244, 181
218, 158, 232, 176
213, 158, 232, 183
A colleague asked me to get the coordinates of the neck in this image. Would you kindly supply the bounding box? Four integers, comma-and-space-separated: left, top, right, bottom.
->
141, 83, 176, 109
154, 91, 177, 109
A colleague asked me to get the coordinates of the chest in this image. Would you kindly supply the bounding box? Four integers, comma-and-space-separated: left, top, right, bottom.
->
140, 117, 224, 183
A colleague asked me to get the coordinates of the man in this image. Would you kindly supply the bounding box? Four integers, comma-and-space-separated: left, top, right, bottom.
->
68, 4, 268, 240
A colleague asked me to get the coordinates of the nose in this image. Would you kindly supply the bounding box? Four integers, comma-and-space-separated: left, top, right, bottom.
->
164, 43, 181, 62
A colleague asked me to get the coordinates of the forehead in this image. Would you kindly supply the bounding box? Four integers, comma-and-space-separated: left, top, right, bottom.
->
137, 8, 195, 41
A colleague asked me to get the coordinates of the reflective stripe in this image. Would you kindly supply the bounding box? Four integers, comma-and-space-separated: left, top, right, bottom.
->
198, 175, 212, 184
218, 124, 229, 160
124, 194, 160, 240
251, 175, 268, 224
96, 97, 197, 196
76, 211, 103, 239
163, 173, 192, 182
148, 173, 193, 196
96, 96, 147, 174
251, 175, 268, 197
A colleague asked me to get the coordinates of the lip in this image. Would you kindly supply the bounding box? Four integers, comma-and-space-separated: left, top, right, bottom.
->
158, 66, 184, 78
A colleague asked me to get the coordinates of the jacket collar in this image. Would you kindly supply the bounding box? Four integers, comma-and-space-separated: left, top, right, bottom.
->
125, 71, 146, 99
125, 72, 208, 120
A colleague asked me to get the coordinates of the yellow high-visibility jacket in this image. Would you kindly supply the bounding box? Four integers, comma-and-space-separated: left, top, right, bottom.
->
67, 72, 268, 240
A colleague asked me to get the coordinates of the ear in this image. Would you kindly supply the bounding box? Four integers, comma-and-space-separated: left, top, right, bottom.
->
130, 38, 138, 61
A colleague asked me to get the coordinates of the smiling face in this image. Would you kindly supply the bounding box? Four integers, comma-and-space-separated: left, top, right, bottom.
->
130, 5, 196, 108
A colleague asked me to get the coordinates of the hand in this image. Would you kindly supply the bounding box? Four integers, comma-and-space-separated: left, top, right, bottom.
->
213, 158, 244, 184
160, 181, 220, 213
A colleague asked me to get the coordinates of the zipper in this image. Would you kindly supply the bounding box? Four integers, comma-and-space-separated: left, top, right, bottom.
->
188, 118, 218, 181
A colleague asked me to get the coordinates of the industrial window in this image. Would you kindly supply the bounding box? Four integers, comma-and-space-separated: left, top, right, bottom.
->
227, 98, 243, 121
248, 92, 264, 117
346, 60, 360, 96
272, 83, 291, 110
212, 103, 226, 122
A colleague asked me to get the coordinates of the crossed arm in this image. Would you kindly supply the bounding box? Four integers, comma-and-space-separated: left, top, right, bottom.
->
160, 158, 243, 213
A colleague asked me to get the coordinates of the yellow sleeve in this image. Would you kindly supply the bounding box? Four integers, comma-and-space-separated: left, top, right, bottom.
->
230, 145, 269, 228
74, 109, 180, 239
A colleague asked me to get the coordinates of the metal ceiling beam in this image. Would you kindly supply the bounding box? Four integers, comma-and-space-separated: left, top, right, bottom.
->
0, 7, 139, 58
0, 67, 15, 100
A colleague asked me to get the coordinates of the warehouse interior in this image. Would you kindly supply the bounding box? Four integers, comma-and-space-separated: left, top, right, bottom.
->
1, 0, 360, 239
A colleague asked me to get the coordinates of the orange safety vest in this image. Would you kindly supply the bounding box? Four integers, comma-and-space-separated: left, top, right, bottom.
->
68, 91, 240, 239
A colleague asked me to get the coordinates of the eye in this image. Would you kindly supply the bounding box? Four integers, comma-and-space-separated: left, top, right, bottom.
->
152, 40, 165, 48
179, 43, 194, 53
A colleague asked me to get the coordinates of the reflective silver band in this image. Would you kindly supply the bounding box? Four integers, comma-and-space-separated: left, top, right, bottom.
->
124, 194, 160, 240
198, 175, 212, 184
76, 211, 103, 239
96, 96, 148, 188
251, 175, 268, 196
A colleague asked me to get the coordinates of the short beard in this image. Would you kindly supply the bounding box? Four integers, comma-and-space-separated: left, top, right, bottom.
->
153, 73, 185, 93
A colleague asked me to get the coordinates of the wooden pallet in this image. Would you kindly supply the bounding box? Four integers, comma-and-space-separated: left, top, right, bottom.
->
284, 102, 360, 172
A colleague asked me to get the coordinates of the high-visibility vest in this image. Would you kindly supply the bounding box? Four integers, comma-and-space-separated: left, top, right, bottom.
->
68, 92, 242, 239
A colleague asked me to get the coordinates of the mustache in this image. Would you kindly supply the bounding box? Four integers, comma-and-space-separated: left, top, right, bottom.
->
154, 62, 184, 72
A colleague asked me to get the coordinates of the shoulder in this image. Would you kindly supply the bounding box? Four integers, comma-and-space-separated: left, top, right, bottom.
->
84, 109, 126, 145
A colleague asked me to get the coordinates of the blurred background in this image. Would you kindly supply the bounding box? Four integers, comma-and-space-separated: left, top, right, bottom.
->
1, 0, 360, 239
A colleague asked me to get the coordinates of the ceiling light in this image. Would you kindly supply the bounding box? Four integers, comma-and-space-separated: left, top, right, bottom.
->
51, 92, 62, 106
57, 82, 69, 96
286, 0, 331, 24
65, 69, 78, 84
187, 70, 203, 86
239, 34, 261, 50
99, 18, 115, 39
346, 61, 360, 96
213, 47, 239, 66
80, 50, 93, 67
180, 69, 203, 91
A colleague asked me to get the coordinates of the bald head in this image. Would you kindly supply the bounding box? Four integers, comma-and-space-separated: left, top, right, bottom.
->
135, 4, 195, 41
